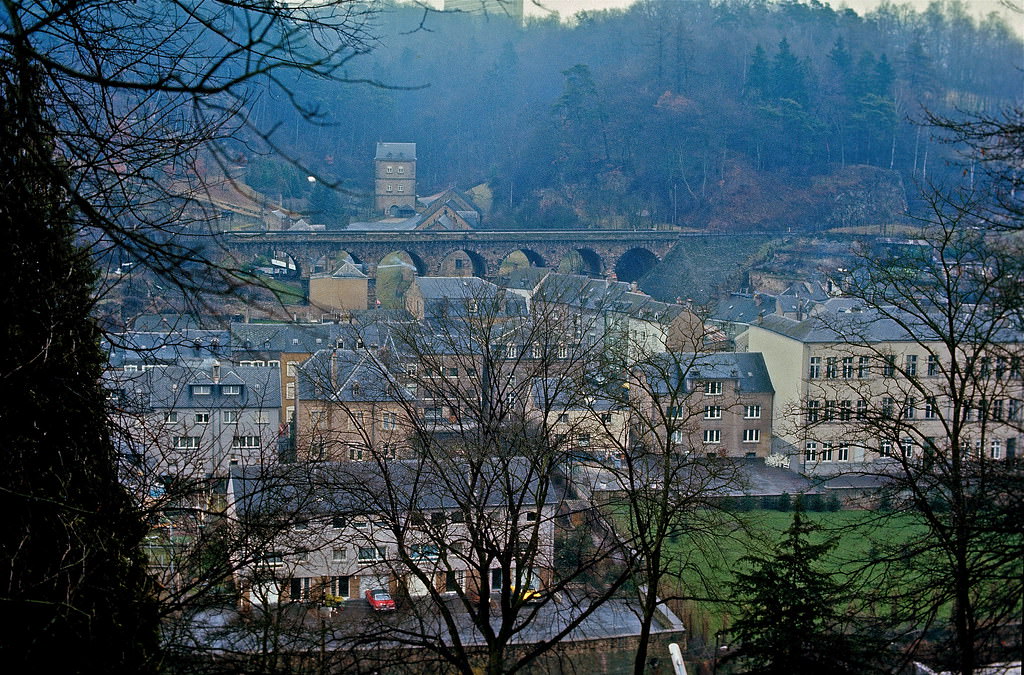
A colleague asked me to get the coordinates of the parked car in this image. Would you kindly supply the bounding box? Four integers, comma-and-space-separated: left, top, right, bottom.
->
510, 585, 541, 603
365, 588, 396, 611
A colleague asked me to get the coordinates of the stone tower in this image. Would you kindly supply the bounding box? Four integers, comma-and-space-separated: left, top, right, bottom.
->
374, 142, 416, 216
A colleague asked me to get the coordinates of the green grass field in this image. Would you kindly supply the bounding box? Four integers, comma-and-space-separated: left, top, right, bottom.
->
652, 509, 922, 641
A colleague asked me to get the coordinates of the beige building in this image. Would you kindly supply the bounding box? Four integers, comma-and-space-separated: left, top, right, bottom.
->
744, 303, 1023, 474
308, 262, 369, 314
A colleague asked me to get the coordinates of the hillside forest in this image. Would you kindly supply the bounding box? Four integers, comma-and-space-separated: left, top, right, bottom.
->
238, 0, 1022, 233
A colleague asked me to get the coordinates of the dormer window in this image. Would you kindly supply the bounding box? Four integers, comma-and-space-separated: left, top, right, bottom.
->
386, 166, 394, 174
192, 385, 211, 396
222, 385, 242, 395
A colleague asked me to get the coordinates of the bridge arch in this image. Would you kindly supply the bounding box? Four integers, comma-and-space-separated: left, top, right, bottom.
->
614, 247, 660, 283
499, 248, 547, 274
438, 248, 489, 278
557, 247, 604, 277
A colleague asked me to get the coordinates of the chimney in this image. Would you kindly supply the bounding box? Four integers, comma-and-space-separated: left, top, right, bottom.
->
212, 361, 221, 382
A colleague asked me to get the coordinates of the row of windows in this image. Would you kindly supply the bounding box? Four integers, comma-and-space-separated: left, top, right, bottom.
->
164, 410, 269, 425
383, 165, 406, 175
191, 384, 242, 396
172, 435, 261, 449
808, 437, 1016, 461
239, 359, 281, 368
701, 429, 760, 443
807, 397, 1022, 423
383, 184, 406, 193
809, 354, 1023, 380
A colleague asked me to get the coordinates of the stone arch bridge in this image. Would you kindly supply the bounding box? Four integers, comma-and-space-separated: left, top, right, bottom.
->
220, 229, 687, 281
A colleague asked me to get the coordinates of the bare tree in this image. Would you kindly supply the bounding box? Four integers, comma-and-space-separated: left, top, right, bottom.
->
801, 205, 1024, 674
1, 1, 377, 670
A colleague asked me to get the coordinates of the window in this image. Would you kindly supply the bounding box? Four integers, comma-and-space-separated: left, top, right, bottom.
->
332, 548, 347, 562
903, 398, 916, 419
173, 436, 200, 449
256, 411, 269, 425
856, 399, 868, 419
808, 356, 821, 379
445, 367, 458, 378
331, 576, 350, 598
905, 354, 918, 376
331, 516, 346, 529
703, 429, 721, 444
666, 406, 683, 419
577, 433, 591, 447
531, 343, 542, 359
223, 410, 239, 424
927, 354, 939, 376
992, 399, 1004, 421
194, 412, 210, 424
163, 412, 178, 424
289, 577, 311, 601
839, 399, 852, 422
704, 405, 722, 419
838, 444, 850, 461
882, 397, 894, 419
268, 360, 280, 368
805, 442, 817, 461
825, 400, 837, 422
386, 183, 393, 192
826, 357, 838, 379
397, 166, 404, 175
506, 343, 517, 358
900, 438, 914, 457
222, 385, 241, 395
882, 356, 896, 377
286, 362, 297, 377
821, 442, 833, 461
670, 429, 684, 443
358, 546, 386, 561
192, 385, 211, 396
353, 519, 368, 529
382, 411, 397, 430
386, 165, 393, 174
743, 429, 760, 443
704, 381, 723, 396
285, 382, 295, 400
292, 520, 309, 531
858, 356, 870, 378
558, 343, 569, 359
410, 544, 439, 560
879, 440, 892, 457
924, 397, 938, 420
397, 184, 404, 192
232, 436, 260, 449
1010, 399, 1021, 421
806, 400, 821, 423
264, 552, 284, 567
990, 440, 1002, 459
349, 446, 364, 461
842, 357, 854, 379
744, 405, 761, 419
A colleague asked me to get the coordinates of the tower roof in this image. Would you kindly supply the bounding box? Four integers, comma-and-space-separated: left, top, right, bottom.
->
375, 142, 416, 161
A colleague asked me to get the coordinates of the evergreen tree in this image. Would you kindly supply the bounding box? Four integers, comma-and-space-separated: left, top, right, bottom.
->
0, 63, 159, 673
722, 502, 882, 675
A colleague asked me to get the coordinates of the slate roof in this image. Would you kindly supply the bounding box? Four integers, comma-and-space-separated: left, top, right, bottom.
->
230, 321, 397, 354
375, 142, 416, 161
228, 456, 557, 518
534, 273, 686, 324
110, 363, 281, 410
296, 348, 408, 403
645, 352, 774, 395
105, 329, 231, 368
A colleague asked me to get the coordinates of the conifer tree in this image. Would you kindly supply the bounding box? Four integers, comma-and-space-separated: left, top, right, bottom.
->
0, 62, 159, 673
722, 502, 883, 675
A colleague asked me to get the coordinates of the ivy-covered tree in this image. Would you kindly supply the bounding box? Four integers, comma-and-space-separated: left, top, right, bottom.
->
722, 503, 885, 675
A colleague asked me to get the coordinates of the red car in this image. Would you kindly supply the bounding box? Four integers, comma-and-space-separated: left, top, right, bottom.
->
365, 588, 396, 611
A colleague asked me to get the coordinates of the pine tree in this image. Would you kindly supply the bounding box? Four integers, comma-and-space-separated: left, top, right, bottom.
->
722, 502, 882, 675
0, 62, 159, 673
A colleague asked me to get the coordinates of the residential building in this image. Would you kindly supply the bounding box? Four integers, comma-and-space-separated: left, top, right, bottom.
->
111, 362, 282, 478
227, 458, 556, 607
744, 301, 1023, 473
